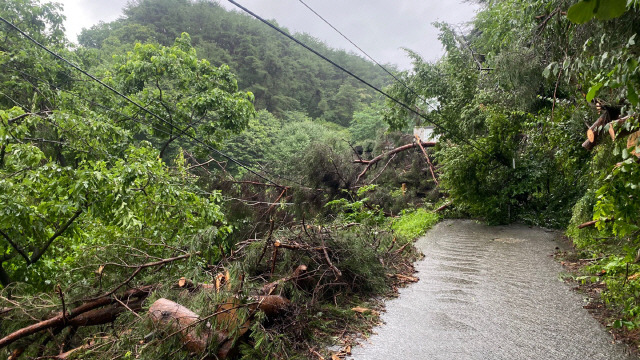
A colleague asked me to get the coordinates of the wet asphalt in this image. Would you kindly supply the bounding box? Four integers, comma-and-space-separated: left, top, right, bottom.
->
350, 220, 633, 360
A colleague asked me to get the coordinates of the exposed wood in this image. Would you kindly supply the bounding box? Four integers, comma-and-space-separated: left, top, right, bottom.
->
250, 295, 291, 317
435, 202, 452, 212
354, 141, 436, 183
583, 112, 611, 150
8, 347, 24, 360
0, 286, 152, 350
607, 116, 633, 140
148, 298, 210, 353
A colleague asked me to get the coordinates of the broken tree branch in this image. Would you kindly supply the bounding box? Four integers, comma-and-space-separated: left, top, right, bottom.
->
0, 286, 153, 349
355, 141, 436, 183
91, 252, 197, 300
435, 202, 452, 212
577, 218, 612, 229
414, 134, 438, 185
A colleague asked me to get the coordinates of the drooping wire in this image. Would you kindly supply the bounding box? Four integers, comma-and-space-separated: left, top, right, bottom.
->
226, 0, 486, 155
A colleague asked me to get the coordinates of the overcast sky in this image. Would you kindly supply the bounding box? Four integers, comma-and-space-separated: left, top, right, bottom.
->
57, 0, 479, 70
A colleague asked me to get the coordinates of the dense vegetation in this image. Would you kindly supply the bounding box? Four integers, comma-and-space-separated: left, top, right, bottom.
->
383, 0, 640, 337
0, 0, 438, 358
2, 0, 640, 357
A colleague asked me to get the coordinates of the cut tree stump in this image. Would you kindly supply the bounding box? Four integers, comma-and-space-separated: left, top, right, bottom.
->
148, 298, 210, 353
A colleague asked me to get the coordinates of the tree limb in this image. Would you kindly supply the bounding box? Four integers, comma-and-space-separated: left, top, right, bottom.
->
0, 286, 153, 349
414, 134, 439, 185
30, 207, 84, 265
0, 229, 30, 264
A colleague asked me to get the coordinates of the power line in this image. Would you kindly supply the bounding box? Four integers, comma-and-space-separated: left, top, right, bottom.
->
226, 0, 485, 154
0, 15, 290, 188
296, 0, 438, 113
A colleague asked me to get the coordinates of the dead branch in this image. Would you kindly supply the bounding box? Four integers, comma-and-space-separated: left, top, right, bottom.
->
368, 153, 396, 185
354, 141, 436, 183
260, 264, 308, 295
322, 240, 342, 279
229, 180, 288, 189
93, 252, 197, 300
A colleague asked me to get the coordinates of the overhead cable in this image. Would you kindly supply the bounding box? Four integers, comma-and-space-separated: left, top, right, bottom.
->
226, 0, 485, 154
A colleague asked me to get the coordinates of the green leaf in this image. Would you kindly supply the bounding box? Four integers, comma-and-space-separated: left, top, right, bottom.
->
594, 0, 627, 20
586, 82, 603, 102
628, 85, 639, 106
567, 0, 598, 24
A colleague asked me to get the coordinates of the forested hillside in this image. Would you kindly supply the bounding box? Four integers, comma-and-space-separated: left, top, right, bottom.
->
2, 0, 640, 358
78, 0, 391, 124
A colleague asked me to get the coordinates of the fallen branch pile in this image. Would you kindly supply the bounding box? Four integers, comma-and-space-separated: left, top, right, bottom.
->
0, 215, 420, 359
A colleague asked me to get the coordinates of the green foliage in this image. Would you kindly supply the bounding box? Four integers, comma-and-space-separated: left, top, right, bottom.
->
391, 208, 439, 242
567, 0, 628, 24
326, 185, 385, 225
111, 33, 255, 158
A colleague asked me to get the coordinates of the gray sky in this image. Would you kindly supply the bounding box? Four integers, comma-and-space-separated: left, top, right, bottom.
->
57, 0, 479, 70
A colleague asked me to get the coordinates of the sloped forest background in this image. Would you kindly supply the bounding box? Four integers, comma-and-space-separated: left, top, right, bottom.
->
1, 0, 640, 358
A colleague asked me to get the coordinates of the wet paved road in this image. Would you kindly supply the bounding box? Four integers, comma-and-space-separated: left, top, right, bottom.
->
351, 220, 632, 360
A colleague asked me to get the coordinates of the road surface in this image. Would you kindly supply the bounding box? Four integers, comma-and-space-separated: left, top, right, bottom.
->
351, 220, 632, 360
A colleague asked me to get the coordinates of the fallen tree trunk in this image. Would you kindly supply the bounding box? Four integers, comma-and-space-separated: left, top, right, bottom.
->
149, 295, 291, 359
355, 141, 436, 183
0, 286, 153, 350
